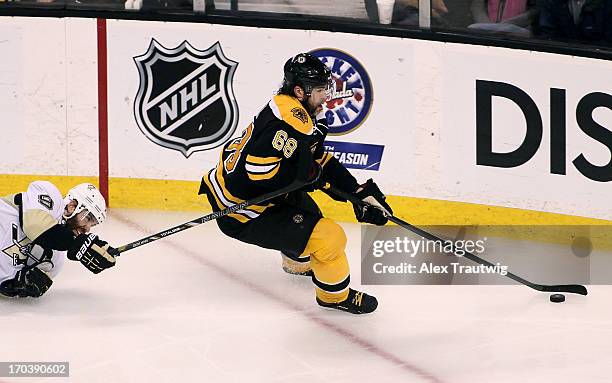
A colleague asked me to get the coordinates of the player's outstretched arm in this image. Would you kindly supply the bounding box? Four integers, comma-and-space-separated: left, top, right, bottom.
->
67, 234, 118, 274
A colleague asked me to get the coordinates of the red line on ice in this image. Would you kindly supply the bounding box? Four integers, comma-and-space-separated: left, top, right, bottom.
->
115, 213, 445, 383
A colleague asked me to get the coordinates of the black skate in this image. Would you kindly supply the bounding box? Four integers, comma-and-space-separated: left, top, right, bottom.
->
316, 288, 378, 314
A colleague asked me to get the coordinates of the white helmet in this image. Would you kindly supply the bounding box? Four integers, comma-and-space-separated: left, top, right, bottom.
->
63, 183, 107, 225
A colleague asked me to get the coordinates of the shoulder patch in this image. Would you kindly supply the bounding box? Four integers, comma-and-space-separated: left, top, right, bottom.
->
272, 95, 313, 135
291, 107, 309, 124
38, 194, 54, 210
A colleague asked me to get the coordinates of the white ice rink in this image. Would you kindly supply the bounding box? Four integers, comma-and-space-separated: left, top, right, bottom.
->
1, 209, 611, 383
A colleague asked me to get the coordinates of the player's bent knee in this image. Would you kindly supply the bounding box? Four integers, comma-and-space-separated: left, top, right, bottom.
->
310, 218, 347, 261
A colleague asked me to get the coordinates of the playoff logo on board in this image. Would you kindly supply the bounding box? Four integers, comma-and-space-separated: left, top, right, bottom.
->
134, 39, 239, 158
310, 48, 373, 136
310, 48, 383, 171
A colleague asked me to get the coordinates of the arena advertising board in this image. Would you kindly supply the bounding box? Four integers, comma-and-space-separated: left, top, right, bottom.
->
311, 48, 373, 136
310, 48, 384, 171
0, 18, 98, 177
441, 45, 612, 219
105, 21, 408, 181
2, 17, 610, 219
133, 39, 239, 158
323, 141, 384, 171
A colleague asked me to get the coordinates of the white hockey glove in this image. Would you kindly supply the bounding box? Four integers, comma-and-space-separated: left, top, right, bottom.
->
68, 233, 117, 274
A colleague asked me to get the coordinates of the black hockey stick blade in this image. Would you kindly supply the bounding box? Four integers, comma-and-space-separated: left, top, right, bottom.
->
115, 180, 306, 255
327, 185, 589, 296
535, 284, 588, 295
386, 215, 588, 296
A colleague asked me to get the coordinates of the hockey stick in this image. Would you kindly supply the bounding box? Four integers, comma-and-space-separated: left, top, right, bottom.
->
327, 185, 588, 296
115, 180, 306, 255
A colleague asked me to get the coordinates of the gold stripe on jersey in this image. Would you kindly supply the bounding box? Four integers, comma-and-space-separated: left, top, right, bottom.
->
214, 167, 256, 222
202, 169, 249, 222
245, 154, 282, 181
200, 171, 226, 210
270, 95, 313, 135
202, 167, 272, 223
213, 165, 270, 214
245, 155, 282, 165
23, 209, 58, 241
214, 165, 240, 205
247, 165, 280, 181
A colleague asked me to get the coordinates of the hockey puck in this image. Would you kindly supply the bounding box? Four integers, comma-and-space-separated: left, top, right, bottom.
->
550, 294, 565, 303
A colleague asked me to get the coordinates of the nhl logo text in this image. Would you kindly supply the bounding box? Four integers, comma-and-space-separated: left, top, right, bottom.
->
134, 39, 239, 157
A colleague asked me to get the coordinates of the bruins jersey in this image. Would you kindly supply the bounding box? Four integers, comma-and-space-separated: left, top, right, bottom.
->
200, 95, 313, 223
200, 94, 358, 224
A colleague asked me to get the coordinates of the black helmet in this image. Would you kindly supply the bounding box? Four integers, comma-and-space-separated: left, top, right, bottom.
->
282, 53, 331, 96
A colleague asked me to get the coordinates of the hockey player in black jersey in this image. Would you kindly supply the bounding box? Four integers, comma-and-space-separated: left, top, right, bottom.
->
199, 53, 392, 314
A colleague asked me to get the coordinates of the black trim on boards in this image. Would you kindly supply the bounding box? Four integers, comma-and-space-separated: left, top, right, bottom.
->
0, 6, 611, 62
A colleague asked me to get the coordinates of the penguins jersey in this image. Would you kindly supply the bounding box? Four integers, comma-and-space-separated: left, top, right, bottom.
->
0, 181, 66, 284
200, 94, 359, 224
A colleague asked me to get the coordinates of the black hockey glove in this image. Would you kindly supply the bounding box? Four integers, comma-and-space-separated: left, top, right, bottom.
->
68, 233, 118, 274
352, 179, 393, 226
0, 267, 53, 298
310, 118, 329, 160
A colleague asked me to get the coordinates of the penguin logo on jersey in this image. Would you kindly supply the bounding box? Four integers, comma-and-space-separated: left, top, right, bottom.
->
2, 224, 32, 266
134, 39, 239, 158
310, 49, 373, 136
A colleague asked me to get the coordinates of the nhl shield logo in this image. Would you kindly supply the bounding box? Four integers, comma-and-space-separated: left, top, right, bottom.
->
134, 39, 239, 157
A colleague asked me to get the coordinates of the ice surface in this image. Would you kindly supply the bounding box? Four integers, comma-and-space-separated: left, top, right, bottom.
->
1, 209, 609, 383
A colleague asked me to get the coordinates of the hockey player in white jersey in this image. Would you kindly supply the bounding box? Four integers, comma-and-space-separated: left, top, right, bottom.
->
0, 181, 118, 298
